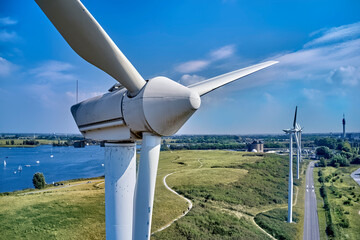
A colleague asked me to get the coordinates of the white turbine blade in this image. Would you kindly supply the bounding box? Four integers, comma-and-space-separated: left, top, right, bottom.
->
188, 61, 278, 96
35, 0, 146, 95
133, 133, 161, 240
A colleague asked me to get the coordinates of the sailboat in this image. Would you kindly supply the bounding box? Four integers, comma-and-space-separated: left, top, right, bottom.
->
18, 165, 22, 172
50, 145, 54, 158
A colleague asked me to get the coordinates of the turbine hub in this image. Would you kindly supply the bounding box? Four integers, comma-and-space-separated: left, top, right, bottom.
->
122, 76, 201, 137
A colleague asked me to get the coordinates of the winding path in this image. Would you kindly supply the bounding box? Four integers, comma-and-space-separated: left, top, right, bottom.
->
152, 158, 203, 235
151, 172, 193, 235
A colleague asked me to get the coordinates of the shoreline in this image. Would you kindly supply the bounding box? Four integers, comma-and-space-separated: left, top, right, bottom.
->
0, 175, 105, 196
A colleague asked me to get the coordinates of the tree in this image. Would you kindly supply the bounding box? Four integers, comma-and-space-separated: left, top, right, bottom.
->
33, 172, 46, 189
318, 157, 327, 167
314, 137, 337, 149
329, 154, 350, 167
316, 146, 333, 159
337, 141, 352, 153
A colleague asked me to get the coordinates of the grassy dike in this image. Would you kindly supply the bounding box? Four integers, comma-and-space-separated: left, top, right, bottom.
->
0, 151, 305, 239
314, 165, 360, 240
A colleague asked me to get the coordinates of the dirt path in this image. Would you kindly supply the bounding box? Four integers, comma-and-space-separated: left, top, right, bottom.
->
151, 172, 193, 235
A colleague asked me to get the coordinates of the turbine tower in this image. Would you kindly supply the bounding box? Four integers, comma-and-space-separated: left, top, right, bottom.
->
35, 0, 278, 239
342, 114, 346, 139
283, 106, 300, 223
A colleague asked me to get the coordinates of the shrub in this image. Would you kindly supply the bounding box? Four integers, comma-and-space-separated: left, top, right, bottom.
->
351, 155, 360, 164
326, 224, 335, 237
32, 172, 46, 189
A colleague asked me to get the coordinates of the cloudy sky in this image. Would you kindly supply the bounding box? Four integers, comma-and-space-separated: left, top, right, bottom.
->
1, 0, 360, 134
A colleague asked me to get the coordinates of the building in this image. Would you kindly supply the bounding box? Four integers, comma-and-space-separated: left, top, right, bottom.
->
248, 140, 264, 153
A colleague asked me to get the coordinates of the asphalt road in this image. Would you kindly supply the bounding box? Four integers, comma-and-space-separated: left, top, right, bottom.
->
303, 161, 320, 240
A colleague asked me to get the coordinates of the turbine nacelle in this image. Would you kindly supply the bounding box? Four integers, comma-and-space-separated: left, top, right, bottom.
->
71, 76, 201, 141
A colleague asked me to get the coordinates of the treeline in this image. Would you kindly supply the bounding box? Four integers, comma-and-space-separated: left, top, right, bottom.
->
168, 135, 242, 144
316, 140, 360, 168
162, 142, 246, 151
4, 140, 39, 145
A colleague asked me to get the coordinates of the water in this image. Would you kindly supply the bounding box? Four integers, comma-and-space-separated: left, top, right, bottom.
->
0, 145, 105, 193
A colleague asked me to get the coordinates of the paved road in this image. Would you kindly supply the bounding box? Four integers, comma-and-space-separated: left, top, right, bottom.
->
303, 161, 320, 240
351, 167, 360, 186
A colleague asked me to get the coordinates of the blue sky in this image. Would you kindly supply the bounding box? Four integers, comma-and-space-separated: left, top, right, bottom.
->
0, 0, 360, 134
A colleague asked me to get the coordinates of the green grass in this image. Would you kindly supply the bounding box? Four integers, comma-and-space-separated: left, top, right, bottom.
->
314, 165, 360, 239
254, 208, 300, 240
0, 180, 105, 239
153, 206, 270, 240
0, 150, 306, 239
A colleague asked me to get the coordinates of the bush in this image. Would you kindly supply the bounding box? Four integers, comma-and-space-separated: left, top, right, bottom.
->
351, 155, 360, 164
32, 172, 46, 189
326, 224, 335, 237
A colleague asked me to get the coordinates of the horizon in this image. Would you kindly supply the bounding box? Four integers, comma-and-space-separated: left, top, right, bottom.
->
1, 1, 360, 134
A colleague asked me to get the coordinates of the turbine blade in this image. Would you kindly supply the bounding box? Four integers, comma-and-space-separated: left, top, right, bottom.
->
35, 0, 146, 95
293, 106, 297, 129
133, 133, 161, 239
188, 61, 278, 96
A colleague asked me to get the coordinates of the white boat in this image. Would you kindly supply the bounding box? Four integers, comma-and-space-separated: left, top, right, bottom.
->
3, 160, 6, 167
18, 165, 22, 172
50, 155, 54, 158
36, 160, 40, 164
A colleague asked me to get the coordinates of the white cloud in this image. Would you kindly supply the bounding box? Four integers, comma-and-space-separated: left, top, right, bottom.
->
175, 44, 236, 74
175, 60, 209, 73
0, 17, 17, 26
0, 30, 18, 42
0, 57, 16, 77
210, 44, 236, 60
30, 60, 76, 82
305, 22, 360, 47
302, 88, 322, 100
180, 74, 206, 85
328, 66, 359, 86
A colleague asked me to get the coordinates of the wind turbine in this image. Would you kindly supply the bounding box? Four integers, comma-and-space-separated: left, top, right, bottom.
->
283, 106, 300, 223
35, 0, 278, 239
293, 107, 303, 180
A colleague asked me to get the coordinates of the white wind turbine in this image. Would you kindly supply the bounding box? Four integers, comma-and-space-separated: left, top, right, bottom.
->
293, 107, 303, 180
35, 0, 278, 239
283, 106, 300, 223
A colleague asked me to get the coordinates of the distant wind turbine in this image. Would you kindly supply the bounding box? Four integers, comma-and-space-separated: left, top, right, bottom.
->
283, 106, 301, 223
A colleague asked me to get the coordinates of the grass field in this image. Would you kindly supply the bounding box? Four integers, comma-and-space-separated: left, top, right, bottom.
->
0, 150, 306, 239
314, 165, 360, 240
